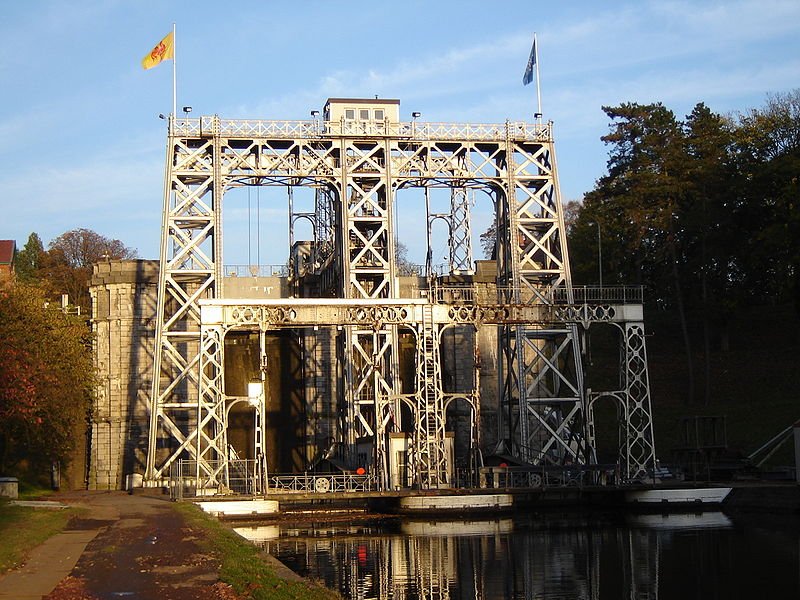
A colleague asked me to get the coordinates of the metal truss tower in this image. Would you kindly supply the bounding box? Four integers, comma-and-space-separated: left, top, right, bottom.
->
144, 103, 656, 489
493, 135, 587, 465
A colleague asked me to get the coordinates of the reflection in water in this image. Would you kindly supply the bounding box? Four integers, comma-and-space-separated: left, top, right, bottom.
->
234, 512, 799, 600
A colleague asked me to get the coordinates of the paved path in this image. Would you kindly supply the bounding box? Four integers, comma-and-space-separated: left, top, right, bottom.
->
0, 529, 100, 600
0, 491, 119, 600
0, 491, 240, 600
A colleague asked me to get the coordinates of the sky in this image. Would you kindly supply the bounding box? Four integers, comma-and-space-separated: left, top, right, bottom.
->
2, 0, 799, 266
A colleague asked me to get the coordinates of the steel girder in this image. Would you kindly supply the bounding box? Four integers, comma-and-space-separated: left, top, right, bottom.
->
620, 322, 656, 479
449, 186, 474, 274
145, 127, 221, 482
494, 135, 588, 465
145, 115, 653, 487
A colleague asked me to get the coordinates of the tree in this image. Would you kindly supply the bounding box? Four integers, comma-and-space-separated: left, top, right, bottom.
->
0, 283, 94, 476
733, 90, 800, 315
43, 228, 137, 309
15, 233, 45, 283
583, 102, 696, 402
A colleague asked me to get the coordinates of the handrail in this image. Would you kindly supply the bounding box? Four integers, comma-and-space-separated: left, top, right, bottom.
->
224, 264, 289, 278
170, 117, 552, 143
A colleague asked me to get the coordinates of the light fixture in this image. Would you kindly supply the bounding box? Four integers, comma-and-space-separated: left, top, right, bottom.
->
411, 111, 421, 118
158, 113, 166, 120
534, 112, 543, 119
182, 106, 192, 115
310, 110, 320, 117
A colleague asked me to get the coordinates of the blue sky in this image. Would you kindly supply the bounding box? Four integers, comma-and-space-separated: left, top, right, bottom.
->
2, 0, 799, 266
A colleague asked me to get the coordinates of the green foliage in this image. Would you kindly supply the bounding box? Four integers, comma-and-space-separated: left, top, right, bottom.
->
174, 502, 340, 599
571, 89, 800, 403
0, 283, 94, 475
14, 233, 44, 284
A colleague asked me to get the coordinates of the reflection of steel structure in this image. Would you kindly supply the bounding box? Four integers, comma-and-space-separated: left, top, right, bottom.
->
259, 517, 664, 600
144, 101, 656, 490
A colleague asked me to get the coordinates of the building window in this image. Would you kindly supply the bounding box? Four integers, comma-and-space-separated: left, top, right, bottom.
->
374, 109, 384, 121
359, 108, 370, 121
345, 108, 355, 120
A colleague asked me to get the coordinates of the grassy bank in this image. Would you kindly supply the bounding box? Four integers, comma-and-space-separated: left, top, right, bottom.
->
173, 502, 340, 600
0, 500, 76, 574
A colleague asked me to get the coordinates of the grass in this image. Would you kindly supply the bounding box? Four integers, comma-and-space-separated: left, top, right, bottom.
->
0, 500, 77, 574
173, 502, 340, 600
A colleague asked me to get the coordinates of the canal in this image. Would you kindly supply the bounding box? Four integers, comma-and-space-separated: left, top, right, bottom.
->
235, 510, 800, 599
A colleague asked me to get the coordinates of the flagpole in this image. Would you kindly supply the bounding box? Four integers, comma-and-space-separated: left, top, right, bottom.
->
534, 33, 542, 123
172, 22, 177, 118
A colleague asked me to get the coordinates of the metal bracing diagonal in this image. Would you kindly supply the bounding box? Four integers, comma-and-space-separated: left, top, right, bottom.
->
449, 186, 474, 274
525, 402, 583, 459
517, 224, 563, 274
511, 144, 552, 178
463, 144, 507, 178
346, 144, 385, 172
171, 179, 213, 214
165, 226, 215, 272
515, 182, 558, 220
621, 323, 656, 479
172, 139, 214, 171
162, 277, 213, 330
412, 304, 448, 488
522, 333, 581, 398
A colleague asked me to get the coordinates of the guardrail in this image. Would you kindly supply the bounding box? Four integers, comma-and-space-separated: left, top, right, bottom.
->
269, 473, 378, 493
170, 117, 551, 143
479, 464, 622, 489
170, 459, 265, 500
224, 265, 289, 278
553, 286, 643, 305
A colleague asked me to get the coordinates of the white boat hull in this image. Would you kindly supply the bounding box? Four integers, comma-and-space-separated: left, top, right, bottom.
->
625, 487, 732, 505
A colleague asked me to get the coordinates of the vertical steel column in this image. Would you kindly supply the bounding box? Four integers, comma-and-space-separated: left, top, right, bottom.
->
338, 137, 400, 488
497, 125, 587, 465
622, 322, 656, 479
195, 324, 226, 488
412, 304, 449, 488
145, 116, 221, 483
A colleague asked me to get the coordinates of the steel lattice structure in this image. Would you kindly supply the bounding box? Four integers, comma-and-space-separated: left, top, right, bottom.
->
144, 105, 656, 490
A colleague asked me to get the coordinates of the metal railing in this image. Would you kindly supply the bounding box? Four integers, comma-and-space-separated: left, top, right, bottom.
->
553, 286, 643, 305
170, 117, 552, 143
170, 459, 265, 500
224, 264, 289, 278
269, 473, 378, 493
479, 464, 622, 489
426, 285, 476, 304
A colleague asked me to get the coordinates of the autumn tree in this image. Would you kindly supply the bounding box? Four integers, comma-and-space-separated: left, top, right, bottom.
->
0, 283, 94, 476
42, 228, 137, 309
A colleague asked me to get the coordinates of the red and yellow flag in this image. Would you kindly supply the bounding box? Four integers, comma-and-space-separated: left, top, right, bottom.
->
141, 31, 174, 70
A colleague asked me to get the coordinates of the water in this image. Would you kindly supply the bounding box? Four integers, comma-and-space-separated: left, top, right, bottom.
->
235, 511, 800, 599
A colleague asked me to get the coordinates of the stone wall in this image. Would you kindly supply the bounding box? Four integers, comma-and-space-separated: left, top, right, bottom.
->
89, 260, 158, 489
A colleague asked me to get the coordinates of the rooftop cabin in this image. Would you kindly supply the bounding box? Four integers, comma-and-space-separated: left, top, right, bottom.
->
323, 97, 401, 124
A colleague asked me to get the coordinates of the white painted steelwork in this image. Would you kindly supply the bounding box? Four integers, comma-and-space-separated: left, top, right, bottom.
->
145, 103, 656, 492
